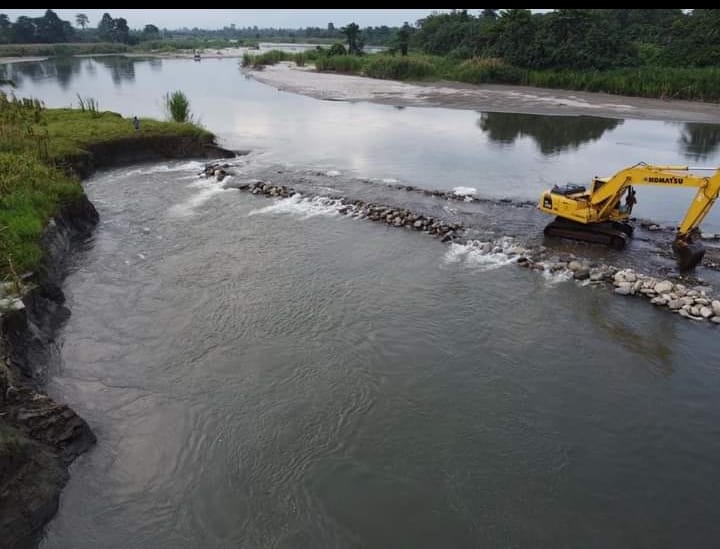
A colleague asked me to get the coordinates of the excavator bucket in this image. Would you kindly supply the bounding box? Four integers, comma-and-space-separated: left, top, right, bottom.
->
673, 238, 705, 271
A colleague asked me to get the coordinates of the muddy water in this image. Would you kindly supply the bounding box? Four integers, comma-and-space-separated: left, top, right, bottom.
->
3, 57, 720, 548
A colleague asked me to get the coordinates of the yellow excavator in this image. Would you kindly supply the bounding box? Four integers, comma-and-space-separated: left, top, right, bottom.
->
538, 162, 720, 270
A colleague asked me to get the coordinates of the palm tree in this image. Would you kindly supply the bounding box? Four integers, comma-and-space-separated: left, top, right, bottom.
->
76, 13, 89, 30
341, 22, 361, 55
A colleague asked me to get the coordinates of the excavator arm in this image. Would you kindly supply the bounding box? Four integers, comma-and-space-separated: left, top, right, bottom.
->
539, 162, 720, 270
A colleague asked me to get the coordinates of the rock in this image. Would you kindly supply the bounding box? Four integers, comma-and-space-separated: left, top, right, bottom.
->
614, 286, 632, 296
668, 299, 683, 310
712, 316, 720, 324
651, 296, 667, 306
413, 220, 424, 229
655, 281, 673, 294
573, 268, 590, 280
712, 300, 720, 316
568, 260, 583, 271
589, 270, 604, 282
639, 288, 656, 296
700, 306, 713, 319
648, 224, 662, 231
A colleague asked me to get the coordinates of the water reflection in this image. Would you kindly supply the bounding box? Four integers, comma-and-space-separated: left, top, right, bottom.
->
1, 56, 158, 89
94, 56, 139, 86
478, 112, 622, 155
679, 123, 720, 161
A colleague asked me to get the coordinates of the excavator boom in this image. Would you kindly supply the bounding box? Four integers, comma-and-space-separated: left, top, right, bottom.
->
538, 162, 720, 270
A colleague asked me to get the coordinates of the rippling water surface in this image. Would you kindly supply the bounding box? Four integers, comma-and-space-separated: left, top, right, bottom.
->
3, 57, 720, 548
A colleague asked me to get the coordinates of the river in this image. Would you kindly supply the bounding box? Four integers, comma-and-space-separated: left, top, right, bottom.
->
3, 56, 720, 548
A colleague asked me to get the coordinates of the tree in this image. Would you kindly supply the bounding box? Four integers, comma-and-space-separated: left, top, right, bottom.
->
397, 22, 411, 56
98, 13, 114, 42
0, 14, 11, 44
36, 10, 71, 43
142, 24, 160, 40
12, 16, 36, 43
76, 13, 88, 29
341, 22, 361, 55
112, 17, 130, 44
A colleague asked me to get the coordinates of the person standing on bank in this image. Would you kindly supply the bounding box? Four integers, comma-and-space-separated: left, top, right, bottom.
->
132, 116, 140, 131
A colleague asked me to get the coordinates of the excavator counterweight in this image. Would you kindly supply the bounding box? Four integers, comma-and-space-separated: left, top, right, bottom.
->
538, 163, 720, 271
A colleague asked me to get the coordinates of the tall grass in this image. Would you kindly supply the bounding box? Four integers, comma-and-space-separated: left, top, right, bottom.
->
310, 52, 720, 102
314, 55, 364, 73
363, 56, 437, 80
527, 67, 720, 102
76, 94, 99, 115
451, 57, 525, 85
241, 49, 307, 69
164, 90, 192, 123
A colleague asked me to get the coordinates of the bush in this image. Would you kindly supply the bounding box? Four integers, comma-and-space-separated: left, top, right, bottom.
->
364, 56, 437, 80
451, 57, 526, 85
314, 55, 364, 73
164, 90, 192, 123
328, 43, 347, 56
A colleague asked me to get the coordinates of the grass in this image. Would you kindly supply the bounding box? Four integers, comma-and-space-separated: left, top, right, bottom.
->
41, 109, 211, 160
0, 94, 213, 278
0, 152, 82, 274
76, 94, 99, 114
308, 53, 720, 103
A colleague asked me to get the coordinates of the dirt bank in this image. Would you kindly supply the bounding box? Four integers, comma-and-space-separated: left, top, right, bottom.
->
248, 63, 720, 124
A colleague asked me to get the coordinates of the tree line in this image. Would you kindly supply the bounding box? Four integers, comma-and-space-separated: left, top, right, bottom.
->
410, 9, 720, 69
2, 9, 719, 69
0, 10, 400, 46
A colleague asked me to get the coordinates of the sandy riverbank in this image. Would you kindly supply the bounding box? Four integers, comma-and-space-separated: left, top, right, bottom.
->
248, 62, 720, 123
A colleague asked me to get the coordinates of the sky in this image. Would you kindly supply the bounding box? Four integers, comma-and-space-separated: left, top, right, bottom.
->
0, 9, 492, 29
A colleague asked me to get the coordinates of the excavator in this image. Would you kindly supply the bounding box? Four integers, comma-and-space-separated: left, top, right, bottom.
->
538, 162, 720, 270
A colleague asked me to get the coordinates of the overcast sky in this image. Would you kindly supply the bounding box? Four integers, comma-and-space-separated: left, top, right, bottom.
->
0, 9, 496, 29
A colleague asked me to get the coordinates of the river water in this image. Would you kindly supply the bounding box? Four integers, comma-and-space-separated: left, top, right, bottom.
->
3, 57, 720, 548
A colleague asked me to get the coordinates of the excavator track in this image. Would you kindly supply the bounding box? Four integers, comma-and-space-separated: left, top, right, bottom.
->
544, 218, 631, 250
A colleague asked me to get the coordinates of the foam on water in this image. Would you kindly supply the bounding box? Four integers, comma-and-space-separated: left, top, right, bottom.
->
248, 194, 344, 219
452, 186, 477, 196
541, 268, 574, 285
444, 239, 517, 271
125, 160, 205, 177
167, 177, 230, 217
